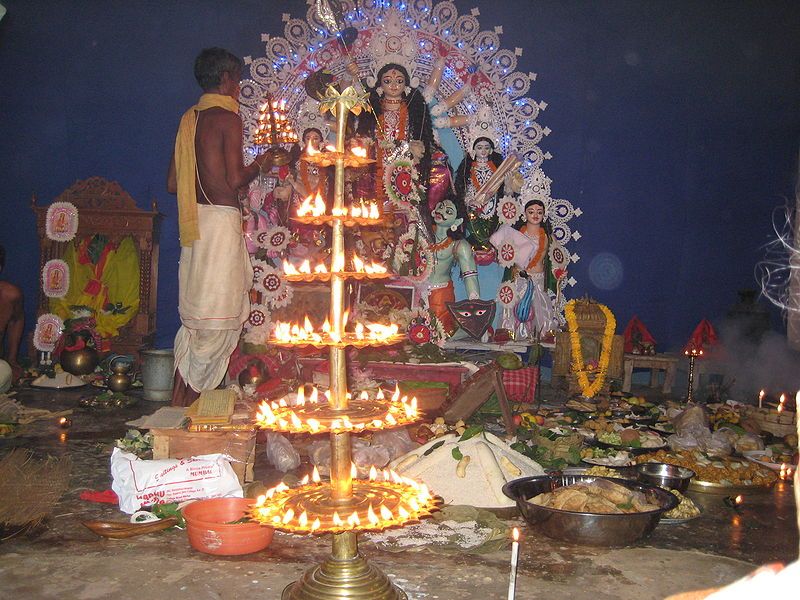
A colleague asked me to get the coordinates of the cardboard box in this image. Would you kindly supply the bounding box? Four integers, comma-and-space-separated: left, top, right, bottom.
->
150, 428, 256, 485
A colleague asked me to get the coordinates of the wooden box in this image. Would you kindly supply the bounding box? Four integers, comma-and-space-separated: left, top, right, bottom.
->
150, 428, 256, 485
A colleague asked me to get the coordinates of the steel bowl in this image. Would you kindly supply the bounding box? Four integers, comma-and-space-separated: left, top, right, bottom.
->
636, 463, 695, 492
502, 474, 678, 547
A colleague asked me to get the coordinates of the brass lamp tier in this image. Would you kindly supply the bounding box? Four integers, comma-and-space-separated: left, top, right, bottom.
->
291, 215, 384, 227
272, 86, 419, 600
303, 152, 375, 168
256, 397, 421, 434
270, 333, 406, 349
284, 271, 391, 283
250, 479, 441, 535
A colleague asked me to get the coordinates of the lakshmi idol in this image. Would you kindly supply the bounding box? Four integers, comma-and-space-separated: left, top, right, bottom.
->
492, 198, 560, 339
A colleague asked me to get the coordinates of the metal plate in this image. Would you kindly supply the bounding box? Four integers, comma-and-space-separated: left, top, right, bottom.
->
687, 479, 775, 495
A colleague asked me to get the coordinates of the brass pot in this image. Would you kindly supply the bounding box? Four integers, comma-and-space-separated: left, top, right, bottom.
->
238, 361, 267, 387
107, 359, 132, 392
60, 348, 99, 376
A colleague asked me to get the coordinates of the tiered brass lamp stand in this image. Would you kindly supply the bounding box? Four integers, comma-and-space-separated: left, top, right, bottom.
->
250, 87, 440, 600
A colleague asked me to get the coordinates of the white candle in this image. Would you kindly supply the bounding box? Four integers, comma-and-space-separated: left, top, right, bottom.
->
758, 389, 765, 409
507, 527, 520, 600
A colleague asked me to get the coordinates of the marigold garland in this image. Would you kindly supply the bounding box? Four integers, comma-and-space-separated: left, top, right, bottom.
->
564, 300, 616, 398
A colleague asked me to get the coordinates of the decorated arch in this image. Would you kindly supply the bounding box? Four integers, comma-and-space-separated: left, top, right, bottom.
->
238, 0, 581, 344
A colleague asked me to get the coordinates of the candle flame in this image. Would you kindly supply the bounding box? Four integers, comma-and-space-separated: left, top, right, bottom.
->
512, 527, 520, 542
351, 146, 367, 158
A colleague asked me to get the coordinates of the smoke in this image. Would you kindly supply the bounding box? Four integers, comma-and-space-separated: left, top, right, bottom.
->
700, 318, 800, 402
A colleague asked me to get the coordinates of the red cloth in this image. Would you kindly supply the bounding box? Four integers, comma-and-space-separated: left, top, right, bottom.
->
623, 315, 657, 353
684, 319, 718, 354
501, 366, 539, 403
79, 489, 118, 504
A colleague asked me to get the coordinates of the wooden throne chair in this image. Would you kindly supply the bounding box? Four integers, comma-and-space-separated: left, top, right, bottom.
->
32, 176, 162, 358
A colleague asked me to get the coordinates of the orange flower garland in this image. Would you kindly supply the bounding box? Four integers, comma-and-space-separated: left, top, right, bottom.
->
564, 300, 616, 398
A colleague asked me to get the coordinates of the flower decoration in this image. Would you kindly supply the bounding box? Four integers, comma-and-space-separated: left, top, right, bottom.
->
254, 264, 283, 299
42, 259, 70, 298
383, 158, 421, 208
497, 195, 523, 225
268, 279, 293, 310
45, 202, 78, 242
564, 300, 616, 399
407, 308, 447, 347
497, 283, 516, 307
243, 303, 272, 345
393, 230, 433, 281
33, 313, 64, 352
251, 257, 270, 289
256, 225, 291, 253
53, 314, 103, 357
496, 242, 517, 268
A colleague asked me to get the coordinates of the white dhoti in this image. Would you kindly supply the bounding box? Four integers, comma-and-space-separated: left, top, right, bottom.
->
174, 205, 253, 392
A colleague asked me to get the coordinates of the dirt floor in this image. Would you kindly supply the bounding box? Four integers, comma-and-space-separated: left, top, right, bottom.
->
0, 383, 797, 600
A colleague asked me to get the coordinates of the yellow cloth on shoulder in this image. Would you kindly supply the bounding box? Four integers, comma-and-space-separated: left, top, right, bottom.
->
174, 93, 240, 247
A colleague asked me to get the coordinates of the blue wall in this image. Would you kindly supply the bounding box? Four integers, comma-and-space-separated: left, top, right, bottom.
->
1, 0, 798, 354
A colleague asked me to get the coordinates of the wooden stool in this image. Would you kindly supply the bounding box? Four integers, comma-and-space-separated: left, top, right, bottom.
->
622, 353, 679, 395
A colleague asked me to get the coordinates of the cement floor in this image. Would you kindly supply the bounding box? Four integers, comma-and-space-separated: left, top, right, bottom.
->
0, 384, 797, 600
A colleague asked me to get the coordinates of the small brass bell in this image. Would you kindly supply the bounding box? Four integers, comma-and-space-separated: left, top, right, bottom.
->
107, 358, 132, 392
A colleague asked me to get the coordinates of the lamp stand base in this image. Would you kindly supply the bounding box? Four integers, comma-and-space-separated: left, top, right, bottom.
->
282, 553, 407, 600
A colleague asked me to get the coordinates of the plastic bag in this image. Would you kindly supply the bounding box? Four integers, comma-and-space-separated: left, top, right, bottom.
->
265, 433, 301, 472
370, 429, 418, 461
310, 436, 390, 477
110, 448, 242, 514
672, 404, 708, 433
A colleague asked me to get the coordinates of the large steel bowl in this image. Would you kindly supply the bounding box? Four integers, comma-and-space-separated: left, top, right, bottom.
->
636, 463, 695, 492
502, 474, 678, 547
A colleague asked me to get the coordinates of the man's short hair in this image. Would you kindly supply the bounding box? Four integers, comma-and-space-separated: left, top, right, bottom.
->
194, 48, 243, 91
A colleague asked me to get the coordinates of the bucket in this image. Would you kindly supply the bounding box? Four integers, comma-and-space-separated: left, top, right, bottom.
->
140, 348, 174, 402
183, 498, 273, 556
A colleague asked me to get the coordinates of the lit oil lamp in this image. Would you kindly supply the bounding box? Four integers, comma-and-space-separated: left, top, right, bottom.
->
302, 143, 375, 168
296, 192, 327, 217
249, 462, 440, 535
272, 314, 401, 348
254, 97, 298, 146
255, 385, 418, 434
58, 416, 72, 429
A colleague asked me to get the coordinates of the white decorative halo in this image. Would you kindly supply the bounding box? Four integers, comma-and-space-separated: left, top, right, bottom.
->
240, 0, 580, 294
294, 97, 332, 142
256, 225, 291, 253
45, 202, 78, 242
496, 195, 523, 225
33, 313, 64, 352
42, 259, 70, 298
496, 242, 517, 268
